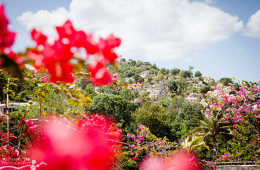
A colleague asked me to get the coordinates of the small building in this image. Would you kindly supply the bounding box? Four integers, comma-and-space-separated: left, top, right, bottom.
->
193, 81, 206, 89
186, 93, 201, 104
0, 103, 30, 116
146, 86, 163, 100
140, 70, 150, 78
142, 62, 151, 66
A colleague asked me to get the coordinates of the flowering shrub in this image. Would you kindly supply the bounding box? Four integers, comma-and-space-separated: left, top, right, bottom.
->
120, 125, 177, 169
201, 82, 260, 161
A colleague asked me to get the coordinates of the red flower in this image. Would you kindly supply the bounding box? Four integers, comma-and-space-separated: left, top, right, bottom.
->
98, 34, 121, 64
31, 116, 121, 170
0, 4, 16, 50
132, 157, 137, 161
88, 59, 112, 85
56, 20, 98, 54
140, 150, 202, 170
28, 49, 44, 70
31, 29, 47, 46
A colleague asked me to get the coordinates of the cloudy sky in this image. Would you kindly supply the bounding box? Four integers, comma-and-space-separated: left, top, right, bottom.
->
1, 0, 260, 82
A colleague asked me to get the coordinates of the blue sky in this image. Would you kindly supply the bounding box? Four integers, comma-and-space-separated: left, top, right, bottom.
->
1, 0, 260, 82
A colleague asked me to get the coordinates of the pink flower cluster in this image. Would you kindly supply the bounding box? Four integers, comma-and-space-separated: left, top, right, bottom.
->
125, 125, 176, 161
24, 119, 38, 133
31, 115, 122, 170
39, 76, 50, 83
1, 4, 121, 86
140, 150, 202, 170
0, 4, 16, 50
208, 153, 231, 165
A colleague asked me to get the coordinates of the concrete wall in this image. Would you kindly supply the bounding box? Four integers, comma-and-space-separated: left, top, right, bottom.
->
205, 165, 260, 170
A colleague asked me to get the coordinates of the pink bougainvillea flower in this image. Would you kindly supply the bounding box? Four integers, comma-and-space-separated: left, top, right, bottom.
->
31, 116, 121, 170
39, 76, 50, 83
0, 4, 16, 50
29, 19, 120, 84
140, 150, 202, 170
88, 59, 112, 85
132, 157, 137, 161
31, 29, 47, 46
113, 73, 118, 80
56, 20, 98, 54
28, 50, 44, 70
98, 34, 121, 64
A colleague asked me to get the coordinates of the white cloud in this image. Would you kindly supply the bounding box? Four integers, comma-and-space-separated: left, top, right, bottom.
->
244, 10, 260, 38
17, 7, 69, 38
17, 0, 243, 62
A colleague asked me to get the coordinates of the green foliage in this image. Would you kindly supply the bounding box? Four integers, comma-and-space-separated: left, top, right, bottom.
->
219, 77, 233, 86
159, 68, 169, 75
171, 68, 180, 75
138, 92, 151, 104
167, 80, 178, 92
133, 101, 174, 140
200, 85, 212, 94
86, 94, 138, 128
195, 71, 202, 77
174, 102, 203, 139
179, 70, 192, 78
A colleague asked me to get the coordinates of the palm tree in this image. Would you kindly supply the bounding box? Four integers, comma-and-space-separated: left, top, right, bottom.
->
181, 135, 209, 153
192, 112, 231, 159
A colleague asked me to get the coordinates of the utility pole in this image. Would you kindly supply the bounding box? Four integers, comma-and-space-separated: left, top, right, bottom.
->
6, 77, 10, 143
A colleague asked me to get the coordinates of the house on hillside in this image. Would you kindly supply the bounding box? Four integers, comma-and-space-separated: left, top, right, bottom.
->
0, 103, 30, 116
142, 62, 151, 66
146, 86, 164, 101
193, 81, 206, 89
140, 70, 151, 78
186, 93, 201, 104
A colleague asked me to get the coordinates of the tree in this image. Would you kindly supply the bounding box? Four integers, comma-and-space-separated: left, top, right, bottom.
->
200, 85, 211, 94
86, 94, 138, 128
159, 68, 167, 75
167, 80, 178, 92
146, 75, 153, 84
174, 103, 203, 139
133, 74, 140, 83
171, 68, 180, 76
133, 101, 173, 139
195, 71, 202, 77
138, 76, 144, 83
179, 70, 191, 78
192, 113, 231, 159
219, 77, 233, 86
188, 66, 194, 77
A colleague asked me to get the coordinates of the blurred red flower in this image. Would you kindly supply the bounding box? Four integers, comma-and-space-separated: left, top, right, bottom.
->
31, 115, 122, 170
0, 4, 16, 50
88, 59, 112, 85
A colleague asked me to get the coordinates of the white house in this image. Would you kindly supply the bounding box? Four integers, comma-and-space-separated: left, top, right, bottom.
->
146, 86, 162, 100
140, 70, 150, 78
193, 81, 205, 89
142, 62, 151, 66
0, 103, 30, 116
186, 93, 201, 104
125, 77, 134, 83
